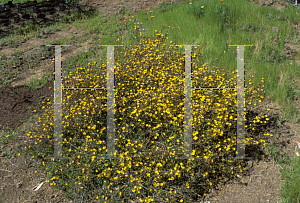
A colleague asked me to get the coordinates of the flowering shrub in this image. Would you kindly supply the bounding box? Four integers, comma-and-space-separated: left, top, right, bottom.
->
22, 29, 271, 202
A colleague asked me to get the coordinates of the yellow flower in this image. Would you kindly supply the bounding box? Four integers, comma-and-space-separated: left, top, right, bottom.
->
201, 6, 204, 8
189, 2, 192, 4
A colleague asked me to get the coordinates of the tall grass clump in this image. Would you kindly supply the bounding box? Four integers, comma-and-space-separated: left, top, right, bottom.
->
280, 155, 300, 202
21, 28, 273, 202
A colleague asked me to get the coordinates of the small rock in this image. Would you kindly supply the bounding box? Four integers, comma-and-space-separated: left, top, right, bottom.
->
272, 25, 279, 32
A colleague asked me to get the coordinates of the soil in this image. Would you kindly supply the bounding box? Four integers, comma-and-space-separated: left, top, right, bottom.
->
0, 0, 300, 202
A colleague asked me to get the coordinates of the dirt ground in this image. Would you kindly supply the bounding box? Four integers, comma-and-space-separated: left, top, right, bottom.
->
0, 0, 300, 202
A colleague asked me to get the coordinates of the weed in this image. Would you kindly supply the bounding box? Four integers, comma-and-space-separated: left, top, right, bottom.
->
187, 1, 208, 19
159, 2, 178, 13
286, 86, 296, 102
215, 0, 230, 31
266, 143, 292, 165
27, 75, 49, 90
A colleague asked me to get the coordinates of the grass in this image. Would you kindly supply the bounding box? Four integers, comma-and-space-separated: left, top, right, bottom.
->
1, 0, 300, 202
